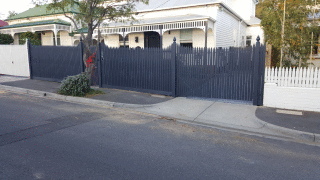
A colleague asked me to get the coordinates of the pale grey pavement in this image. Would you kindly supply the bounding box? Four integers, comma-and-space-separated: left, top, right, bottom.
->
1, 75, 319, 144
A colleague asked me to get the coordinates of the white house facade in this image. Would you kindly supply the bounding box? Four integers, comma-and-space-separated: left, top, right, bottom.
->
0, 0, 263, 48
98, 0, 263, 48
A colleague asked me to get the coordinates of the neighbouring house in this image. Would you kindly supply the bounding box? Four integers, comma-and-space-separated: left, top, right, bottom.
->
0, 0, 263, 48
0, 20, 8, 27
0, 4, 77, 46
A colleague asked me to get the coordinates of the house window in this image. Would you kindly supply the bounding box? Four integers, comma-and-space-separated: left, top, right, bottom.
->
180, 29, 193, 47
180, 43, 193, 48
246, 36, 252, 47
119, 34, 129, 48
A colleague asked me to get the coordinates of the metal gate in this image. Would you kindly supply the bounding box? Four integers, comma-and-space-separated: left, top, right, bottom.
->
176, 46, 255, 102
99, 45, 173, 95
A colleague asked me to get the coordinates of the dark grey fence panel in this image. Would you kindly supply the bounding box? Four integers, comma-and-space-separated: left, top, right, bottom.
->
100, 46, 172, 95
176, 46, 255, 102
28, 39, 265, 104
29, 44, 83, 82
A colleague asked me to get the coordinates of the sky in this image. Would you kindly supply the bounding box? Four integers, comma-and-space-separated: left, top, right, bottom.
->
0, 0, 35, 20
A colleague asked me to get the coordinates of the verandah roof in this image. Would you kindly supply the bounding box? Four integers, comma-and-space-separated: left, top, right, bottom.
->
0, 19, 71, 30
97, 14, 215, 35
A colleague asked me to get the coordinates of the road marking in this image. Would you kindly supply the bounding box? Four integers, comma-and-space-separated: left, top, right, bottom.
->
276, 109, 303, 116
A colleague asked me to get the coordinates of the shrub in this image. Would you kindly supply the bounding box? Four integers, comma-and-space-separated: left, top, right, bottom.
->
0, 33, 14, 44
19, 32, 41, 45
58, 73, 91, 97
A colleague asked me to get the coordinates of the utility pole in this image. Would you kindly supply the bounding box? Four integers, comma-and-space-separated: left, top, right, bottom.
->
280, 0, 286, 67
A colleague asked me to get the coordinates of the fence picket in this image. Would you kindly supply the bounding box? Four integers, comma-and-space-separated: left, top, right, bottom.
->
316, 68, 320, 88
265, 67, 320, 88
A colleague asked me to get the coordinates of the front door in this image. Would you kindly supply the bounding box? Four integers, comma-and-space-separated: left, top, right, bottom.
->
144, 32, 160, 48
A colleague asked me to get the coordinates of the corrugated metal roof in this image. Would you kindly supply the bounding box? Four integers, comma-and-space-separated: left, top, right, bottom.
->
7, 4, 78, 21
245, 16, 261, 25
0, 20, 8, 27
134, 0, 221, 12
0, 19, 71, 29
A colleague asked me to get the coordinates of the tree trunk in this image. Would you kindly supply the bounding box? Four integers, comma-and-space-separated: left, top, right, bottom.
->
280, 0, 286, 67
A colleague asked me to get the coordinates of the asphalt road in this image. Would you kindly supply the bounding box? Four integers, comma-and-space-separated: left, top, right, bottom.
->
1, 91, 320, 180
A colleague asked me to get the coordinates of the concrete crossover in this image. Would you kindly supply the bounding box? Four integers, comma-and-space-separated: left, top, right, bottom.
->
0, 82, 319, 144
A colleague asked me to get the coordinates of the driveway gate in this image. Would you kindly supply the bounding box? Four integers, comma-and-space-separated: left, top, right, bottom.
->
176, 46, 255, 101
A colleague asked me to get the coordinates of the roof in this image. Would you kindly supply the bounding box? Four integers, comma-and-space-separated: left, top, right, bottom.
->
0, 20, 8, 27
0, 19, 71, 29
134, 0, 220, 12
245, 16, 261, 26
7, 4, 78, 20
105, 14, 212, 27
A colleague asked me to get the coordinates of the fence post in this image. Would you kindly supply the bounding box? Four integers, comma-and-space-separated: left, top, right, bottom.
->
252, 36, 266, 106
79, 38, 85, 72
171, 37, 177, 97
26, 39, 33, 79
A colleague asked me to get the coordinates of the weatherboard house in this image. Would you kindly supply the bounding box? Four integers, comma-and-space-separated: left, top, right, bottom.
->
0, 0, 263, 48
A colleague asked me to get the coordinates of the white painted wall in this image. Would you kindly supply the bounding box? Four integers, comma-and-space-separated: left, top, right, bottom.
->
0, 44, 30, 77
246, 25, 264, 45
192, 29, 205, 48
128, 33, 144, 48
264, 83, 320, 112
163, 30, 180, 48
104, 34, 120, 48
215, 10, 246, 47
59, 31, 73, 46
228, 0, 256, 20
42, 31, 54, 45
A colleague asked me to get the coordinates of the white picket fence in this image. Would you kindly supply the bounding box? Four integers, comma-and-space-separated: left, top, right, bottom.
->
264, 67, 320, 112
265, 67, 320, 88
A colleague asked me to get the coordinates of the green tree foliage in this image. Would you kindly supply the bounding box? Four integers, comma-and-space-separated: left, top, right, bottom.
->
33, 0, 148, 77
19, 32, 41, 45
0, 33, 14, 44
7, 11, 18, 19
260, 0, 320, 67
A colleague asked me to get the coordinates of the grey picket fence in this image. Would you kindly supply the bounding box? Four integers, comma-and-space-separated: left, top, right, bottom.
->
28, 38, 265, 105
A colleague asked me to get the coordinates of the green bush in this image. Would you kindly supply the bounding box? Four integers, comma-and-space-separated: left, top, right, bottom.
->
19, 32, 41, 45
58, 73, 91, 97
0, 33, 14, 44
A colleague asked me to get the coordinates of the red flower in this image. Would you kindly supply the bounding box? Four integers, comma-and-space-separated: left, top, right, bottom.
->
85, 53, 96, 67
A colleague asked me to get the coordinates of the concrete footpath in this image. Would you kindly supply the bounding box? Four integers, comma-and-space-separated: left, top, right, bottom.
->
1, 75, 319, 144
